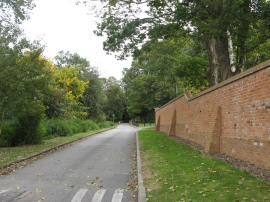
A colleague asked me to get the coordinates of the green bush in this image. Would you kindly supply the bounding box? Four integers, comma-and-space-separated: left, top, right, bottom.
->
1, 117, 45, 146
97, 121, 114, 128
85, 120, 99, 130
41, 119, 108, 137
43, 119, 71, 137
0, 120, 16, 147
65, 119, 81, 134
12, 115, 43, 146
8, 100, 46, 146
0, 118, 114, 147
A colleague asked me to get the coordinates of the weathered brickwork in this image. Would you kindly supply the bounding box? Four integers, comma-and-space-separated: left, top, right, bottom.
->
155, 60, 270, 169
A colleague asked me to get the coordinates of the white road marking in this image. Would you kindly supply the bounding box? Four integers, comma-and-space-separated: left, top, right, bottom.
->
71, 188, 124, 202
0, 190, 9, 194
91, 189, 106, 202
71, 189, 88, 202
111, 189, 124, 202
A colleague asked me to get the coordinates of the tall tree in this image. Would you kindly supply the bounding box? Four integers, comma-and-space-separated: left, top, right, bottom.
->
122, 36, 208, 121
134, 37, 208, 93
0, 48, 52, 145
54, 51, 90, 69
88, 0, 270, 85
103, 77, 125, 122
82, 68, 106, 120
122, 61, 175, 122
0, 0, 43, 145
52, 65, 89, 118
54, 51, 106, 120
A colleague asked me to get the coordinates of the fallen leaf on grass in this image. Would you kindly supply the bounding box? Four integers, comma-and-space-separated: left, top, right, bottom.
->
208, 168, 217, 173
169, 186, 177, 192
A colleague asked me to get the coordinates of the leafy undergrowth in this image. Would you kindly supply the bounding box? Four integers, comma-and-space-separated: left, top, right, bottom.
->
0, 127, 114, 168
138, 123, 155, 127
139, 129, 270, 202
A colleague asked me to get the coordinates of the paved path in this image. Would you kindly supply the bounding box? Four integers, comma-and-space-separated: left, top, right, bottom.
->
0, 124, 137, 202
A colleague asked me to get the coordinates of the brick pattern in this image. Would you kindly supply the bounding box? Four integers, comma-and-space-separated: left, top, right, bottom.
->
155, 60, 270, 169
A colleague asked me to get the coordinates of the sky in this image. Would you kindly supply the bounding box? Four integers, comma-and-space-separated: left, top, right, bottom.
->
21, 0, 132, 80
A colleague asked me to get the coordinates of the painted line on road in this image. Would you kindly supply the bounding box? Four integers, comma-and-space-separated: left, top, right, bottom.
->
71, 189, 88, 202
111, 188, 124, 202
91, 189, 106, 202
0, 190, 9, 194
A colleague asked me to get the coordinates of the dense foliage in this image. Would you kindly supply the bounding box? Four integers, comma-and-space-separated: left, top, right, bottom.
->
0, 42, 121, 146
0, 43, 124, 146
0, 0, 123, 146
122, 36, 209, 122
1, 0, 270, 144
0, 46, 122, 146
79, 0, 270, 121
91, 0, 270, 85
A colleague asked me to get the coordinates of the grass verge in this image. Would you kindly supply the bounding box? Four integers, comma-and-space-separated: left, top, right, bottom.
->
0, 126, 114, 168
138, 129, 270, 202
139, 123, 155, 127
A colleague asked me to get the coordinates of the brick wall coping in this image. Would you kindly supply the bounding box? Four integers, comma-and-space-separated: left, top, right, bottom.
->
156, 59, 270, 112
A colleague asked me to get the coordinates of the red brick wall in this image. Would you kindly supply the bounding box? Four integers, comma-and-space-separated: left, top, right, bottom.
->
155, 60, 270, 169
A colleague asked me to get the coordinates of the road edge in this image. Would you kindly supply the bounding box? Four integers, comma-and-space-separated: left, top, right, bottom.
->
0, 126, 117, 175
136, 132, 146, 202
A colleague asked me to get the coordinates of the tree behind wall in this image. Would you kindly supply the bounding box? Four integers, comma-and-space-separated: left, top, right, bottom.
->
91, 0, 270, 86
122, 62, 176, 123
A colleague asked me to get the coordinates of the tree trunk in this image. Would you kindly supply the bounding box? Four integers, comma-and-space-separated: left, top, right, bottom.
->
236, 0, 250, 72
206, 36, 219, 86
171, 73, 178, 96
202, 0, 234, 86
217, 36, 232, 81
206, 34, 232, 86
227, 29, 236, 73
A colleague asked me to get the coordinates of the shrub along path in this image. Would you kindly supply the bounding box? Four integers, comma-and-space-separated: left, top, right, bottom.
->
138, 129, 270, 202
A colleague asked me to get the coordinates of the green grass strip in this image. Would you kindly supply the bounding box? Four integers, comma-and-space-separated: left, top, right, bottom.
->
139, 123, 155, 127
139, 129, 270, 202
0, 127, 114, 168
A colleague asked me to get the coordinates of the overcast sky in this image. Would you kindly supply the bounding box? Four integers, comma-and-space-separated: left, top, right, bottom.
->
21, 0, 132, 80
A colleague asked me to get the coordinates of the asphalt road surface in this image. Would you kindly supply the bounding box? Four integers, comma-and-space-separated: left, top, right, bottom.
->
0, 124, 138, 202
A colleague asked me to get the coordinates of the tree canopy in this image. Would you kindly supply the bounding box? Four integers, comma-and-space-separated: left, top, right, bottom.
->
122, 35, 208, 122
0, 0, 34, 26
92, 0, 270, 85
0, 0, 128, 146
